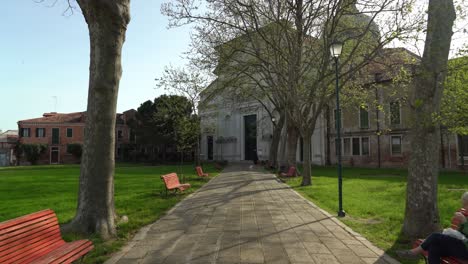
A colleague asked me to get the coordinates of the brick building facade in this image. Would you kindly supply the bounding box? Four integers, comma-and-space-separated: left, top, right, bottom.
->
326, 49, 466, 169
17, 110, 136, 165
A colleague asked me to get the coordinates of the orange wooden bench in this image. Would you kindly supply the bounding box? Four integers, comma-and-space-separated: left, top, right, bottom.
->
280, 166, 296, 177
413, 208, 468, 264
0, 209, 93, 264
195, 166, 208, 177
161, 173, 191, 196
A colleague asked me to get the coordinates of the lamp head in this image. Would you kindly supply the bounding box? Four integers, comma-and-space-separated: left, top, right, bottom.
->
271, 117, 276, 123
330, 42, 344, 58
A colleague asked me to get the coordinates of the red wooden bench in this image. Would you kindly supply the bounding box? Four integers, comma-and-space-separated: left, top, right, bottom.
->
413, 208, 468, 264
280, 166, 296, 177
161, 173, 191, 196
195, 166, 208, 177
414, 239, 468, 264
0, 209, 93, 264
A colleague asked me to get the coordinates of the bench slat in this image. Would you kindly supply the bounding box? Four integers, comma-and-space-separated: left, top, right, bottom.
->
161, 173, 191, 192
0, 209, 93, 263
14, 238, 65, 264
0, 217, 59, 249
0, 210, 55, 230
196, 166, 208, 177
0, 213, 57, 236
33, 240, 94, 264
0, 229, 62, 260
0, 236, 64, 264
162, 173, 182, 189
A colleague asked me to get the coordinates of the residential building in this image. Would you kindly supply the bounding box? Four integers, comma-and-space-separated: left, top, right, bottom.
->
17, 110, 136, 165
326, 49, 466, 169
0, 130, 18, 166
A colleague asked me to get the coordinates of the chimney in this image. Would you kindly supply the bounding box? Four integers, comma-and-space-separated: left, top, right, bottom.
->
43, 112, 58, 117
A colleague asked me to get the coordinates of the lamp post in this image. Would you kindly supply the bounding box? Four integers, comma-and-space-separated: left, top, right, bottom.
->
330, 42, 346, 218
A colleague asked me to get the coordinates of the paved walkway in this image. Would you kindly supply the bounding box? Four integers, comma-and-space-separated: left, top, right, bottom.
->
106, 164, 400, 264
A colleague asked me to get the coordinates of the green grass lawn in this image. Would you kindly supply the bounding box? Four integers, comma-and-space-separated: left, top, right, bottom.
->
282, 166, 468, 264
0, 163, 219, 263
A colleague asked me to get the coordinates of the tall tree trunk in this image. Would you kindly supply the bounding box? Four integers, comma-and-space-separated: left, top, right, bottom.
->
64, 0, 130, 240
403, 0, 455, 239
286, 122, 299, 167
195, 136, 201, 166
301, 132, 312, 186
269, 112, 285, 168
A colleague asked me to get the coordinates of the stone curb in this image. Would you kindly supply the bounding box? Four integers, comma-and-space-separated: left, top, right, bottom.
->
272, 172, 401, 264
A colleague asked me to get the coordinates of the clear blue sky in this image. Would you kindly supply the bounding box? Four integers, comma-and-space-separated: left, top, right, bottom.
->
0, 0, 191, 131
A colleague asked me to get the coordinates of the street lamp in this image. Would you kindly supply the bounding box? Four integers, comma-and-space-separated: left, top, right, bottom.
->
330, 41, 346, 218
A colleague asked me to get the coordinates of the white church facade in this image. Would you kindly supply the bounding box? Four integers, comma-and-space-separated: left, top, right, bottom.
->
199, 95, 327, 165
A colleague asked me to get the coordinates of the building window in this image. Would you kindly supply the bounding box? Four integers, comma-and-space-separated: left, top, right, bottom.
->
21, 128, 31, 138
359, 106, 369, 129
390, 101, 401, 125
52, 128, 60, 145
117, 130, 123, 140
361, 137, 370, 155
36, 128, 46, 138
391, 136, 402, 155
66, 128, 73, 138
352, 138, 360, 156
343, 138, 351, 156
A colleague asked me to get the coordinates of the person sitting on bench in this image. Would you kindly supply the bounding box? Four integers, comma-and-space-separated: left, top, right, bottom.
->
397, 192, 468, 263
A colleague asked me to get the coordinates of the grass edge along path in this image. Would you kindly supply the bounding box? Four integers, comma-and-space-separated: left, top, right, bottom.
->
0, 163, 220, 264
278, 166, 468, 264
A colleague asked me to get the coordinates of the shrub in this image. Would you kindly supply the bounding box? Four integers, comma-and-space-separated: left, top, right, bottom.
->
20, 144, 47, 165
67, 143, 83, 159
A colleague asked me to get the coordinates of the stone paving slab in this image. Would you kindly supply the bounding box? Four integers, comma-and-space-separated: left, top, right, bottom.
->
105, 164, 400, 264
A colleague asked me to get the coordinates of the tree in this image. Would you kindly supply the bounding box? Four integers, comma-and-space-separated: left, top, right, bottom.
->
175, 115, 201, 158
135, 95, 195, 162
67, 143, 83, 160
162, 0, 421, 185
64, 0, 131, 239
20, 144, 47, 165
441, 56, 468, 135
403, 0, 456, 238
156, 65, 208, 165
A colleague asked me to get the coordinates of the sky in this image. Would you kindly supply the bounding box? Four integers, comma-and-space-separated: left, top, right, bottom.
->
0, 0, 192, 131
1, 1, 466, 131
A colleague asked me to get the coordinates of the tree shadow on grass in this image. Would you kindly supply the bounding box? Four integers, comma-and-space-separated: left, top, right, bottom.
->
387, 229, 427, 264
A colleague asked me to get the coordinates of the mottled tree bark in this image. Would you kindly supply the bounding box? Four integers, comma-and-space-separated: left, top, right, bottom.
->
403, 0, 455, 239
301, 132, 312, 186
269, 112, 285, 168
286, 122, 299, 167
64, 0, 130, 240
